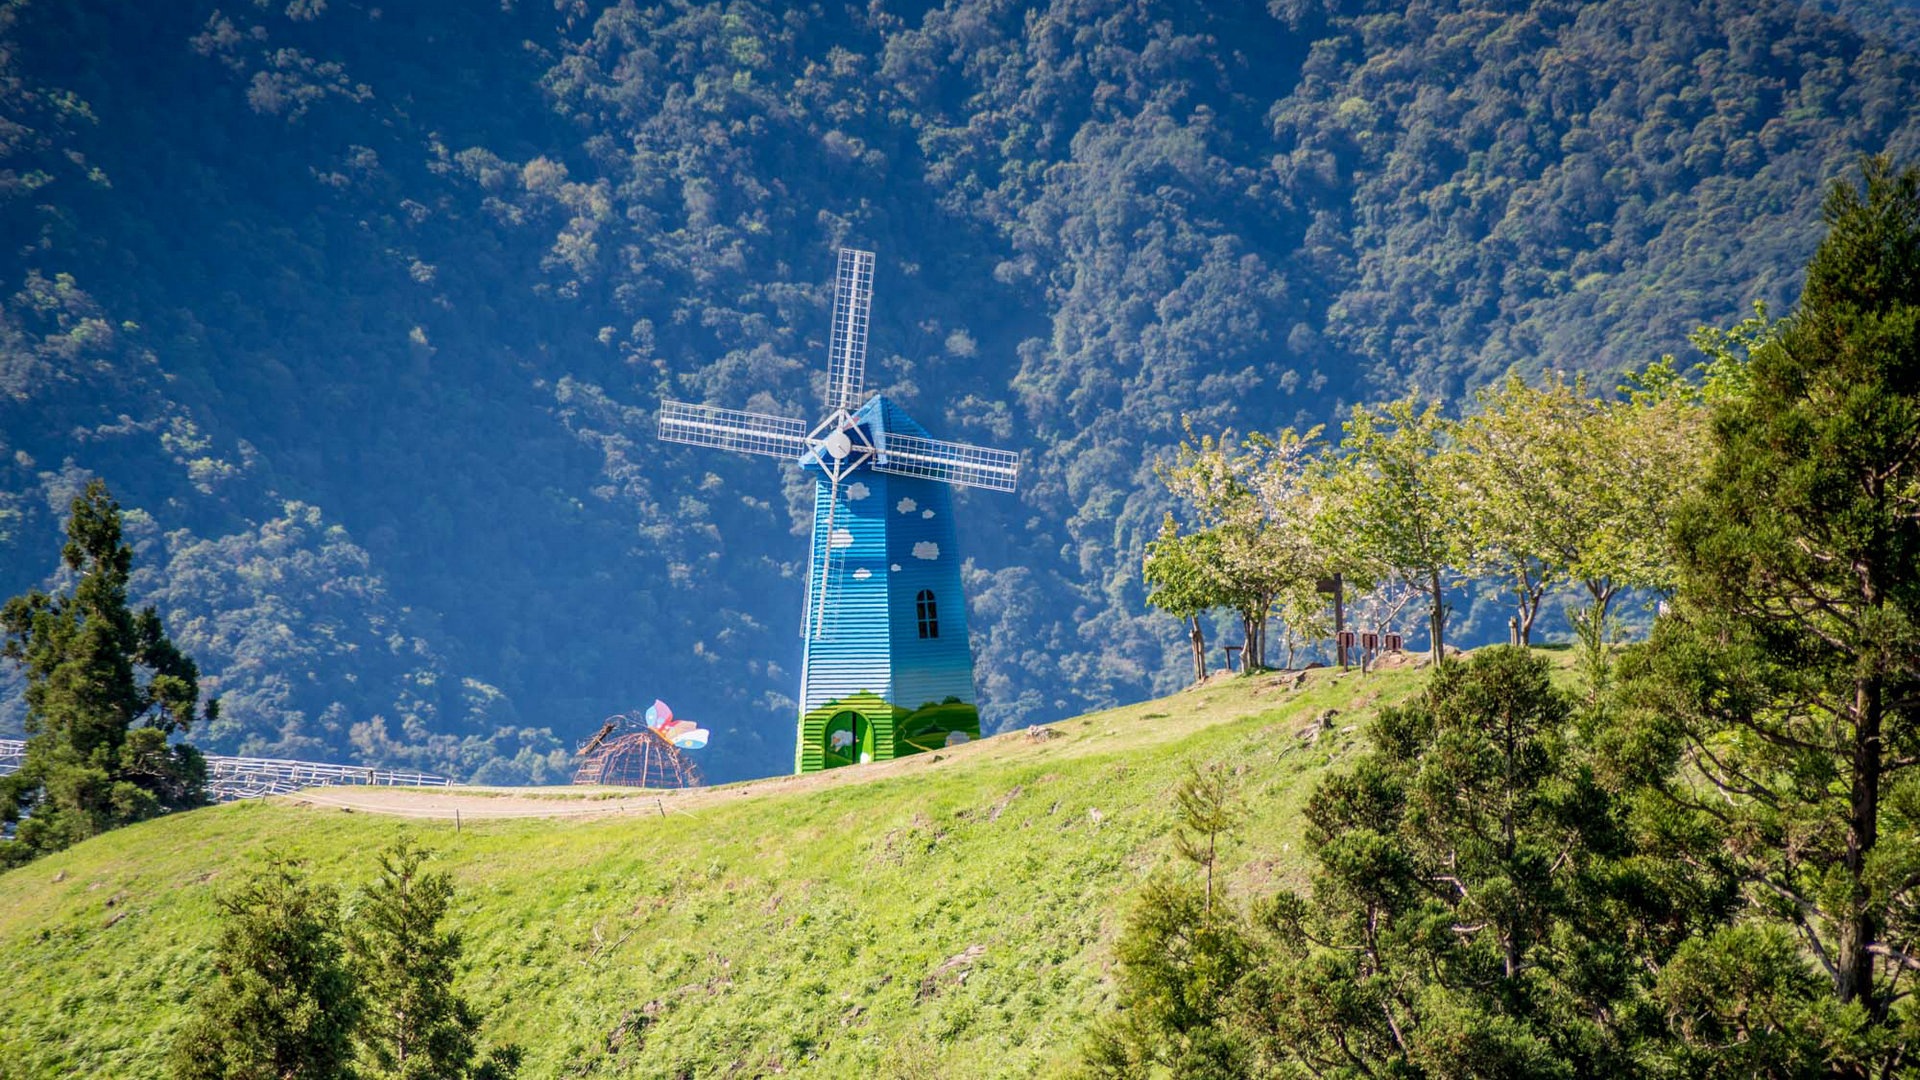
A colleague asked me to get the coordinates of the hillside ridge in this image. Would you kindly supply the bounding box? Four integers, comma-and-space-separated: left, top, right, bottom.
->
0, 658, 1491, 1079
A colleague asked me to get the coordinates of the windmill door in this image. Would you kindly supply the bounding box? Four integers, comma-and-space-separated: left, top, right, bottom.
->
819, 710, 873, 769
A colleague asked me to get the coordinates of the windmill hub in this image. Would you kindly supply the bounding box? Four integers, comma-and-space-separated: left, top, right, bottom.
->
824, 429, 852, 460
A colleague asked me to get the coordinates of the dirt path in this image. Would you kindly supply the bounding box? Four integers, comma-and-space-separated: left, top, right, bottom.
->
276, 666, 1379, 822
279, 726, 1014, 820
287, 787, 699, 820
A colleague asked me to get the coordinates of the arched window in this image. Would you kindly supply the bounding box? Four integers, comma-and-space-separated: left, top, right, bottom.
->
916, 590, 939, 639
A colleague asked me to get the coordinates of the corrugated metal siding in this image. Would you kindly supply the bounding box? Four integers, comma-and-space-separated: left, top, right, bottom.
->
798, 472, 894, 712
885, 475, 975, 711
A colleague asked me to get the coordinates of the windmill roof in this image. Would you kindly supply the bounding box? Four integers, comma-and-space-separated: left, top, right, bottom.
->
853, 394, 933, 442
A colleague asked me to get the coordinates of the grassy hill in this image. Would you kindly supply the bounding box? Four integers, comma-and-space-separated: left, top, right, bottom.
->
0, 658, 1512, 1079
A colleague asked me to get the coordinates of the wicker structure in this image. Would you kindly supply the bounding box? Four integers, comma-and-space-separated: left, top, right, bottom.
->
571, 713, 705, 789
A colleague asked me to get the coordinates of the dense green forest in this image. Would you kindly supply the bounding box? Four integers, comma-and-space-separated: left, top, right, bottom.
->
3, 0, 1917, 782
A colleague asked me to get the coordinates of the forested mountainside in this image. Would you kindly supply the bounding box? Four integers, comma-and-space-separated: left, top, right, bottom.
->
2, 0, 1916, 783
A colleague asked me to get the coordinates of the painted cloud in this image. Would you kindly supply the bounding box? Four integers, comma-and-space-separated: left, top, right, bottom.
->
830, 527, 854, 549
912, 541, 940, 561
921, 509, 934, 519
852, 567, 872, 580
896, 497, 917, 514
846, 482, 870, 500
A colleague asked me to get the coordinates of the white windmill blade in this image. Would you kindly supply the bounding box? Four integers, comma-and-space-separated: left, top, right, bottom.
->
825, 248, 875, 413
658, 399, 809, 459
873, 431, 1020, 493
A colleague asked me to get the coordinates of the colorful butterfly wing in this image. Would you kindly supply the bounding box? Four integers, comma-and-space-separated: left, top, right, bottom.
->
644, 699, 673, 729
672, 728, 710, 750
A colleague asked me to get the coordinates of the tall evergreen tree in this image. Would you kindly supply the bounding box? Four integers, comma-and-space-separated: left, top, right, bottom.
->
0, 479, 214, 865
170, 855, 363, 1080
1614, 155, 1920, 1073
349, 837, 520, 1080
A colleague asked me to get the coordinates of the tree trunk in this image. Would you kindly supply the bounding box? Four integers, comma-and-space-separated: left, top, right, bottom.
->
1518, 571, 1543, 646
1838, 673, 1885, 1017
1189, 616, 1207, 684
1428, 567, 1446, 664
1586, 579, 1617, 627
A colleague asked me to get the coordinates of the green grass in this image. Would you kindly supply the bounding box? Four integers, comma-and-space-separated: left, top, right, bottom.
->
0, 659, 1518, 1079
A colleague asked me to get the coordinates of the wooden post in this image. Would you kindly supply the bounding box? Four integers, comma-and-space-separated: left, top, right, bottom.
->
1332, 573, 1346, 667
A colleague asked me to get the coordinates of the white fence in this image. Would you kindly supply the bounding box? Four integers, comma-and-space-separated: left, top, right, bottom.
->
0, 739, 449, 802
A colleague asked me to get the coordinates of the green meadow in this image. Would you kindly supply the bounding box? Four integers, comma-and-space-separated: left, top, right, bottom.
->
0, 659, 1520, 1079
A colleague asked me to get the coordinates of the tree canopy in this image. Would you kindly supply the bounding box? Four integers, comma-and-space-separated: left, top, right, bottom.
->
4, 0, 1919, 780
1, 479, 213, 865
1609, 155, 1920, 1071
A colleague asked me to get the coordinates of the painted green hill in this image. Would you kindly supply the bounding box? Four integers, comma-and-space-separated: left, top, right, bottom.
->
0, 658, 1507, 1080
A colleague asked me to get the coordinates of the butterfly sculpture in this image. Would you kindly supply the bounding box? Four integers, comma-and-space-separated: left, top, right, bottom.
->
643, 699, 710, 750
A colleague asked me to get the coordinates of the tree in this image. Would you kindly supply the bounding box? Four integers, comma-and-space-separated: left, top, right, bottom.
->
170, 855, 363, 1080
1142, 515, 1216, 684
1158, 424, 1328, 672
1172, 762, 1240, 920
0, 479, 215, 865
1082, 766, 1252, 1080
1348, 575, 1424, 668
348, 837, 521, 1080
1450, 374, 1590, 646
1317, 396, 1459, 663
1574, 383, 1703, 632
1271, 577, 1331, 671
1245, 648, 1706, 1078
1610, 156, 1920, 1072
1452, 372, 1706, 648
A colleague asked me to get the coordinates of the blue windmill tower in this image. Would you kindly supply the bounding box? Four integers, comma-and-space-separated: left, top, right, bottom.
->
658, 250, 1020, 773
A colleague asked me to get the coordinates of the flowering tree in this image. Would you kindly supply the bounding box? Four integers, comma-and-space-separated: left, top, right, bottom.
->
1316, 397, 1461, 664
1151, 423, 1328, 672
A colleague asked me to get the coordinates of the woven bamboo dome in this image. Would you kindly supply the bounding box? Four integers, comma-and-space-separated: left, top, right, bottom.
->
572, 713, 705, 789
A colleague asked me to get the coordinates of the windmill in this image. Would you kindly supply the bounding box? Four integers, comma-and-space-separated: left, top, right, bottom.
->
658, 249, 1019, 774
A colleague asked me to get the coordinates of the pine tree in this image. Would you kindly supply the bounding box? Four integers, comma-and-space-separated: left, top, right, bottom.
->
1615, 155, 1920, 1072
349, 837, 520, 1080
1171, 762, 1239, 921
1246, 648, 1710, 1077
169, 855, 362, 1080
1080, 763, 1250, 1080
0, 479, 215, 865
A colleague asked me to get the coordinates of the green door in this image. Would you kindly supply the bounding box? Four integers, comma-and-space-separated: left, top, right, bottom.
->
820, 710, 870, 769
